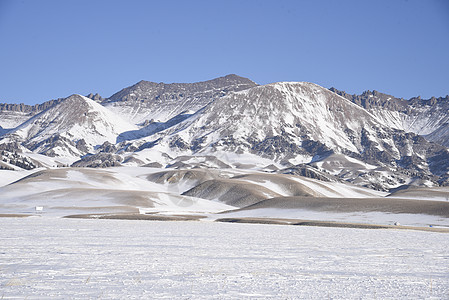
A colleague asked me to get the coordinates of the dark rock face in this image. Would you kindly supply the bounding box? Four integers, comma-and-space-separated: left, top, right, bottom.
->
280, 165, 337, 182
98, 141, 117, 153
427, 150, 449, 185
169, 137, 190, 151
85, 93, 104, 102
76, 139, 90, 153
252, 135, 302, 157
141, 162, 163, 168
71, 153, 123, 168
0, 98, 64, 113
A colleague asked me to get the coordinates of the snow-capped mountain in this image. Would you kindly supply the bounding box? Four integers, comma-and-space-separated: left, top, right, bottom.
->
102, 74, 258, 124
1, 75, 448, 191
3, 94, 136, 157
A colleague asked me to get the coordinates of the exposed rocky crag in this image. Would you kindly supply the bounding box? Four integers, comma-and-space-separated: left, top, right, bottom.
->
85, 93, 105, 102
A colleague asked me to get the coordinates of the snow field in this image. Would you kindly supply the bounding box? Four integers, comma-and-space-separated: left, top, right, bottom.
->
0, 217, 448, 299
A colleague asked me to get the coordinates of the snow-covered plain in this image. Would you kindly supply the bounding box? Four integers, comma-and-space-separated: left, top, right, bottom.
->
1, 217, 448, 299
1, 165, 449, 298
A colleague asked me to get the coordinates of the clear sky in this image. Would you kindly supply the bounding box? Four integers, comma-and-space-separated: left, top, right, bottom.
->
0, 0, 448, 105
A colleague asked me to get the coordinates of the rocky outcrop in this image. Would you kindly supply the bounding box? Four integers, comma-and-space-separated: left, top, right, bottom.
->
85, 93, 105, 102
0, 98, 64, 113
71, 153, 123, 168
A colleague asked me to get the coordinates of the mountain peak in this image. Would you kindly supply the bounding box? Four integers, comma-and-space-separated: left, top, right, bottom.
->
129, 74, 256, 89
103, 74, 258, 124
216, 74, 257, 85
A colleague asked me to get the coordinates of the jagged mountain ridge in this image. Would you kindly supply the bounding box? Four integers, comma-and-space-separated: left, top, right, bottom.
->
0, 99, 65, 129
329, 88, 449, 147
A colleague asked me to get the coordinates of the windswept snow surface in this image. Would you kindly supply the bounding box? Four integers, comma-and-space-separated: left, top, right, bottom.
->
0, 167, 235, 216
1, 218, 448, 299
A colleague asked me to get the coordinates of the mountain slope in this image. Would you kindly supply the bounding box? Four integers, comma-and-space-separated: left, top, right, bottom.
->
149, 82, 411, 159
329, 88, 449, 147
102, 74, 258, 124
2, 94, 137, 157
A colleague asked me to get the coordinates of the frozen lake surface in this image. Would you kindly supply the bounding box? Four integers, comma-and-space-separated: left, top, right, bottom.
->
1, 217, 448, 299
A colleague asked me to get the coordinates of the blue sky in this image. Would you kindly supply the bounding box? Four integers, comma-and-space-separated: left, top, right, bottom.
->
0, 0, 448, 105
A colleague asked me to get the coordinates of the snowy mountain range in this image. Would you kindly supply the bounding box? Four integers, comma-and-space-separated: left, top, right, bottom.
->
1, 74, 448, 191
